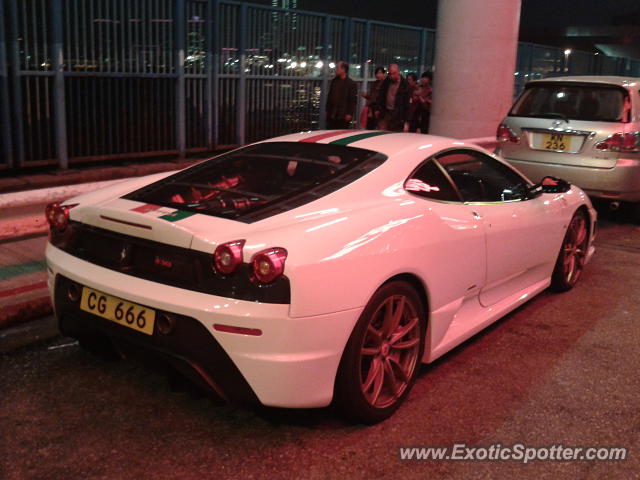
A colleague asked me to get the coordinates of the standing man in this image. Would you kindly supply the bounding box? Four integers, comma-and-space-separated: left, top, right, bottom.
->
325, 61, 358, 129
415, 71, 433, 133
376, 63, 410, 132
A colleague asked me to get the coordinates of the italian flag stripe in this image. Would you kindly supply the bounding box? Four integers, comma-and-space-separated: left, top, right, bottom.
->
131, 203, 163, 213
159, 210, 197, 222
299, 130, 353, 143
329, 131, 391, 146
131, 203, 196, 222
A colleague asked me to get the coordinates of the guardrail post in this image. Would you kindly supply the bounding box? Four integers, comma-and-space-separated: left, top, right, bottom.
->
341, 18, 352, 63
356, 21, 371, 130
175, 0, 186, 158
205, 0, 219, 149
51, 0, 69, 169
235, 3, 247, 146
318, 15, 331, 130
8, 0, 25, 167
419, 28, 427, 75
0, 0, 14, 167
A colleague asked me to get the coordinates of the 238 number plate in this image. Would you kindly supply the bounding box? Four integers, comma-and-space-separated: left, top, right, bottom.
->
80, 287, 156, 335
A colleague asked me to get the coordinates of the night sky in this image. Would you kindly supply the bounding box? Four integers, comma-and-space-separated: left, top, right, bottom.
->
250, 0, 640, 33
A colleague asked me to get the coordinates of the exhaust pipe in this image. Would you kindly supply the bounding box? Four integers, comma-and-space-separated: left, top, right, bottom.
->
609, 201, 621, 211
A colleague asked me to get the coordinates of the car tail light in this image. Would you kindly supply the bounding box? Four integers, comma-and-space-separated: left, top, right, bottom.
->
45, 203, 77, 231
595, 132, 640, 153
496, 124, 519, 143
213, 240, 245, 275
251, 247, 287, 284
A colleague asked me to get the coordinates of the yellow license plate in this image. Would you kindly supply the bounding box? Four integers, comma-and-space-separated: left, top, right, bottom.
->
542, 133, 569, 151
80, 287, 156, 335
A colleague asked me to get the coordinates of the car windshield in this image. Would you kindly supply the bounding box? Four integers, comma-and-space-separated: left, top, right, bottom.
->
509, 83, 629, 122
123, 142, 387, 223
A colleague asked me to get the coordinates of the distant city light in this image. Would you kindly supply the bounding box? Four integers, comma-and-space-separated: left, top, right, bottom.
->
300, 61, 307, 68
315, 60, 323, 68
564, 49, 572, 55
329, 62, 335, 69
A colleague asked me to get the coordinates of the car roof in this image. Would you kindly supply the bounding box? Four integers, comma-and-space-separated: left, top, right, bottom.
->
526, 75, 640, 88
258, 130, 479, 158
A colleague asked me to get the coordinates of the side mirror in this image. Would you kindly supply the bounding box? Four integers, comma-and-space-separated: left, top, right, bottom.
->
539, 176, 571, 194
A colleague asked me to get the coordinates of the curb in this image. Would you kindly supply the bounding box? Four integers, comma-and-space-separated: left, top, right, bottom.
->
0, 178, 131, 210
0, 315, 60, 354
0, 158, 204, 195
0, 295, 53, 330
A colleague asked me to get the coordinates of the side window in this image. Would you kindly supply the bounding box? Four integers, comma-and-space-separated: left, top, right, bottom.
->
404, 160, 460, 202
436, 150, 530, 203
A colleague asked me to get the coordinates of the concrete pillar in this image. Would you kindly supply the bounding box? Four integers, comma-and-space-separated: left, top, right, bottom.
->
430, 0, 521, 138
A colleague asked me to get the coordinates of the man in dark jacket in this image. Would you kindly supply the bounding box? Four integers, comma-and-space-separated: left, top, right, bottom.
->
325, 61, 358, 129
376, 63, 410, 131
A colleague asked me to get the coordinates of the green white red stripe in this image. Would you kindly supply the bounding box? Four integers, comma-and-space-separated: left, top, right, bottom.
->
301, 130, 392, 145
131, 204, 196, 222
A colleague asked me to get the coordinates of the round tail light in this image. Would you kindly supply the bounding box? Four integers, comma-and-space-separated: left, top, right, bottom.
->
213, 240, 245, 275
251, 247, 287, 284
45, 203, 73, 231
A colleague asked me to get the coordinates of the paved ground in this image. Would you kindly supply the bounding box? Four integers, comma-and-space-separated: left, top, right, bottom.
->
1, 209, 638, 479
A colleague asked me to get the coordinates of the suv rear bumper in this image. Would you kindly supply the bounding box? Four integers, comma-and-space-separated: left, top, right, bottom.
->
504, 157, 640, 202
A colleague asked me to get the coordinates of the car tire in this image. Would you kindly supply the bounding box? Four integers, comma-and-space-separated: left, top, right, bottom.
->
550, 209, 589, 292
333, 281, 426, 424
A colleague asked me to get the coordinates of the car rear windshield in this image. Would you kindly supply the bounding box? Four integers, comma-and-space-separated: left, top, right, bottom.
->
509, 83, 630, 122
123, 141, 387, 223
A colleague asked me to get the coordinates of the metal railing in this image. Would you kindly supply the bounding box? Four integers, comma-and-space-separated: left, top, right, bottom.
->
0, 0, 638, 171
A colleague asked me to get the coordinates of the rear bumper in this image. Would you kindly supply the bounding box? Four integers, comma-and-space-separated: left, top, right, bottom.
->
47, 244, 361, 408
504, 157, 640, 202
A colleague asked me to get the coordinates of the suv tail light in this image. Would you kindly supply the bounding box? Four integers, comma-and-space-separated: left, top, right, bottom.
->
213, 240, 245, 275
45, 203, 77, 231
496, 124, 519, 143
595, 132, 640, 153
251, 247, 287, 284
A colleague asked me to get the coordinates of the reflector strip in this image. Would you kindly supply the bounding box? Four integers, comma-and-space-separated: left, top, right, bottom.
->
329, 131, 391, 146
213, 324, 263, 336
299, 130, 353, 143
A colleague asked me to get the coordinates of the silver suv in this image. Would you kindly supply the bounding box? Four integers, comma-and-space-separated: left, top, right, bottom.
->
496, 76, 640, 209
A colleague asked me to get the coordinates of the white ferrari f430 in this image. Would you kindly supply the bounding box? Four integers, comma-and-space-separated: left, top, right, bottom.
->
46, 130, 596, 423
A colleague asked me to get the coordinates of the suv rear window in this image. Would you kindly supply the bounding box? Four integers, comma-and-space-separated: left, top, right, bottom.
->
509, 83, 629, 122
123, 142, 387, 223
